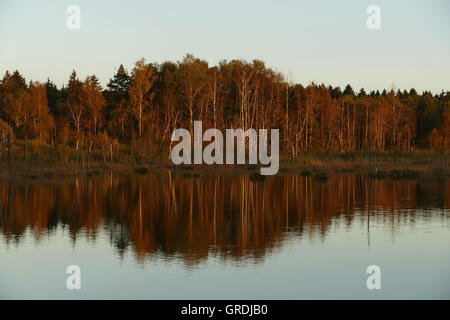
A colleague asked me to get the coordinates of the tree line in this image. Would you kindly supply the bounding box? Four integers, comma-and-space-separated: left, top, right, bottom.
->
0, 54, 449, 163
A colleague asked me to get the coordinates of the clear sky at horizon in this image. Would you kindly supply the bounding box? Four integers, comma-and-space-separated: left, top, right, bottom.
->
0, 0, 449, 93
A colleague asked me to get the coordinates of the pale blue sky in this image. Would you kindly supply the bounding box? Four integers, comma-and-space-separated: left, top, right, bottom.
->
0, 0, 449, 93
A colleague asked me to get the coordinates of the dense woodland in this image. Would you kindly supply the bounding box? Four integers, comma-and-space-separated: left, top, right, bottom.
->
0, 54, 449, 164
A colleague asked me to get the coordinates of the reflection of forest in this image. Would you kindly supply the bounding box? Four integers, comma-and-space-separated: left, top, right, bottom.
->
0, 173, 448, 264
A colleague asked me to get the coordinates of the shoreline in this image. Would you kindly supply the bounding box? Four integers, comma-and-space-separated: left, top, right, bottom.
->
0, 153, 449, 183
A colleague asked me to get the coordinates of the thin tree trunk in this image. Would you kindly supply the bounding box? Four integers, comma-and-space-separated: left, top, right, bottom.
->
101, 143, 107, 168
75, 140, 79, 167
87, 140, 92, 170
0, 131, 3, 161
7, 134, 12, 165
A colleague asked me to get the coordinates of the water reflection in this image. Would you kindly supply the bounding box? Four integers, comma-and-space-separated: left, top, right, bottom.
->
0, 172, 449, 266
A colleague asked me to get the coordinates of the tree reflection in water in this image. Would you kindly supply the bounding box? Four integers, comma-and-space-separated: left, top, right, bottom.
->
0, 172, 448, 266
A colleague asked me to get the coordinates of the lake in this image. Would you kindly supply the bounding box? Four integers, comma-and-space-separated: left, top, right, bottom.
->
0, 172, 449, 299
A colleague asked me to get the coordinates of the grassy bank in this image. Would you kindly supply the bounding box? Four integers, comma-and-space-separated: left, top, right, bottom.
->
0, 151, 449, 182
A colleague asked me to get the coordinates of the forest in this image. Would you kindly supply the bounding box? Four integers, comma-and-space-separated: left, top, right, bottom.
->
0, 54, 449, 165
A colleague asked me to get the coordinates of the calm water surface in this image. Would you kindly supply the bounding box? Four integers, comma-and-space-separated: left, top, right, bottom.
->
0, 172, 449, 299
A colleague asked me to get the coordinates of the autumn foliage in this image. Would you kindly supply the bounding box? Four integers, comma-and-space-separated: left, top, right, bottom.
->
0, 54, 449, 163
